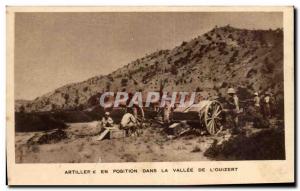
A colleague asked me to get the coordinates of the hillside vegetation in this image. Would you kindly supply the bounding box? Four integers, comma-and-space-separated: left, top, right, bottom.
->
16, 26, 283, 112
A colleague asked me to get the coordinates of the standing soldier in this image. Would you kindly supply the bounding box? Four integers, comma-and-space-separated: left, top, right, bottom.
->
269, 92, 276, 117
263, 92, 271, 118
163, 101, 173, 125
253, 92, 260, 110
226, 88, 240, 133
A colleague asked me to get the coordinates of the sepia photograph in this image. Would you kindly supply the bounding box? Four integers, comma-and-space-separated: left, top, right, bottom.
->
6, 6, 294, 185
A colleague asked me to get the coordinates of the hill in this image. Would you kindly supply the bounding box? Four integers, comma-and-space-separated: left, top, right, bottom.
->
16, 25, 284, 112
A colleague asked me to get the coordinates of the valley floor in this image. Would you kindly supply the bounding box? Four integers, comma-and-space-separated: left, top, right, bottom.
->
15, 122, 214, 163
15, 118, 285, 163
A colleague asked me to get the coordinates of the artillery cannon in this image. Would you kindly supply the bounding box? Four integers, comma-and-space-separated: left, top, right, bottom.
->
171, 100, 224, 135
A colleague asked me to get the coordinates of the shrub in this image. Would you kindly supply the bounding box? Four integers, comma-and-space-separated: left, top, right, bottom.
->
170, 65, 178, 75
205, 34, 212, 41
196, 87, 202, 92
191, 145, 201, 152
262, 57, 274, 73
246, 69, 257, 78
229, 50, 239, 63
181, 41, 187, 46
121, 78, 128, 87
83, 87, 88, 92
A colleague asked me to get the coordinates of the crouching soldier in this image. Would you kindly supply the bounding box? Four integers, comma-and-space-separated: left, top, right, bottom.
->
102, 112, 114, 127
120, 109, 138, 137
98, 112, 114, 132
95, 112, 115, 141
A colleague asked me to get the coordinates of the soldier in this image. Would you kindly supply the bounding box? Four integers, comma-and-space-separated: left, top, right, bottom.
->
247, 92, 270, 128
226, 88, 240, 132
163, 101, 173, 125
100, 112, 114, 128
96, 111, 114, 137
120, 108, 138, 136
263, 92, 271, 118
253, 92, 260, 109
269, 92, 276, 117
227, 88, 239, 111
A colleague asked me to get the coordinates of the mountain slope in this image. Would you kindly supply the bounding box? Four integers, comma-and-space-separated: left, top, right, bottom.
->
16, 25, 283, 112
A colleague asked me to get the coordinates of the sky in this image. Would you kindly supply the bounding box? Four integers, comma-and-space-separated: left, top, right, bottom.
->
14, 12, 282, 100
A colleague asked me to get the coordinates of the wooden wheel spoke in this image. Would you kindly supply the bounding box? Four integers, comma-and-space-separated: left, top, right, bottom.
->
208, 120, 214, 132
207, 119, 215, 134
215, 110, 222, 117
215, 120, 220, 131
207, 119, 213, 127
213, 106, 220, 116
211, 120, 215, 134
216, 125, 223, 134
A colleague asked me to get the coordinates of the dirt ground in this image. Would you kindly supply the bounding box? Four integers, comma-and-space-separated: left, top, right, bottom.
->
15, 121, 219, 163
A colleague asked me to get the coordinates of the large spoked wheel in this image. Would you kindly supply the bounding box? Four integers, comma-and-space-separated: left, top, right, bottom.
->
132, 106, 145, 136
204, 100, 223, 135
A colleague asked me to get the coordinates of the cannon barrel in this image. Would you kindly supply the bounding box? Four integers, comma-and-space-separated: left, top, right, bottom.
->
172, 100, 224, 135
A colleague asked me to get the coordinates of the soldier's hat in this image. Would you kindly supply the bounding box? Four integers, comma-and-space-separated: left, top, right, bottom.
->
227, 88, 236, 94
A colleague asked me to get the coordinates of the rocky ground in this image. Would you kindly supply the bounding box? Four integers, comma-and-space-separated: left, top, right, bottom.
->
15, 118, 284, 163
15, 122, 214, 163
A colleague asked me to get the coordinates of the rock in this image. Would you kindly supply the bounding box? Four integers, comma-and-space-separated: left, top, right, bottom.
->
27, 129, 68, 145
167, 135, 175, 140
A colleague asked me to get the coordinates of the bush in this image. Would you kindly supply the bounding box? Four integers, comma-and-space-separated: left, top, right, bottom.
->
246, 69, 257, 78
191, 146, 201, 152
220, 82, 228, 88
205, 34, 212, 41
204, 127, 285, 160
229, 50, 239, 63
121, 78, 128, 87
196, 87, 202, 92
170, 65, 178, 75
262, 57, 274, 73
181, 41, 187, 46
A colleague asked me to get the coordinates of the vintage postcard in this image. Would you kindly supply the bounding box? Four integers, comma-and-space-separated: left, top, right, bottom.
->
6, 6, 294, 185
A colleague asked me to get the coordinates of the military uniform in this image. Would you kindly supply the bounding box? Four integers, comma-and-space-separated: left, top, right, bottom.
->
101, 116, 114, 127
226, 88, 240, 132
263, 95, 271, 117
120, 113, 138, 136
